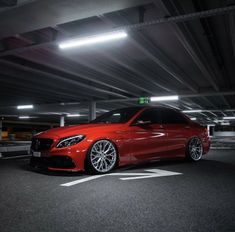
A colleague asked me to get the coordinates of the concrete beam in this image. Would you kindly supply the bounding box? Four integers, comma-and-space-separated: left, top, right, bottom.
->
97, 90, 235, 103
0, 59, 125, 99
102, 13, 199, 93
16, 53, 132, 98
1, 5, 235, 56
0, 0, 151, 39
156, 0, 220, 92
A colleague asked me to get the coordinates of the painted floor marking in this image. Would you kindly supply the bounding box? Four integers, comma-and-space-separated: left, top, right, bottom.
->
60, 169, 182, 187
60, 175, 104, 187
112, 169, 182, 180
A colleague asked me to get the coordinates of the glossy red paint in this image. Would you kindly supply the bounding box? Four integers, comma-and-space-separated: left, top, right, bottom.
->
30, 107, 210, 172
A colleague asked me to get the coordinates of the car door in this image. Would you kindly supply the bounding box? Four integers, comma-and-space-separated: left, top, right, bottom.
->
160, 108, 191, 157
129, 108, 167, 162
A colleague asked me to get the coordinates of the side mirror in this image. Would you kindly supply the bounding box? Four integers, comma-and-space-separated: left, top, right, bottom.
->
131, 120, 151, 126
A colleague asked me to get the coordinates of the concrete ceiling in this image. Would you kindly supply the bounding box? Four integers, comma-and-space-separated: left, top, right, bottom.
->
0, 0, 37, 12
0, 0, 235, 125
0, 0, 152, 39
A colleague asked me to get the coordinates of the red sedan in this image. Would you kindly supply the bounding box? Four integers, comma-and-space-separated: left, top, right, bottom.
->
30, 106, 210, 173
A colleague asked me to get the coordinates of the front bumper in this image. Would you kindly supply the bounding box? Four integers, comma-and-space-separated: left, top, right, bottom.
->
30, 156, 76, 169
30, 145, 89, 171
30, 136, 91, 171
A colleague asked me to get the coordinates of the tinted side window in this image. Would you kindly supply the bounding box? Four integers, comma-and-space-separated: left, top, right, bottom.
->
92, 107, 141, 123
161, 109, 188, 124
134, 109, 162, 124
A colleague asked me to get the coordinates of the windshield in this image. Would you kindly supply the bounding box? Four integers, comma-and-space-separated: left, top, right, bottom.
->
91, 107, 142, 124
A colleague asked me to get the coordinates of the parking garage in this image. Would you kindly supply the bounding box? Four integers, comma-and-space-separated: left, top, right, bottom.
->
0, 0, 235, 232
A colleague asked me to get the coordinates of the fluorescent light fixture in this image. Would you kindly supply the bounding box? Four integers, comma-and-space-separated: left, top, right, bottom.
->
150, 95, 179, 102
221, 122, 230, 126
214, 119, 224, 123
182, 110, 202, 113
19, 116, 30, 119
59, 31, 127, 49
223, 116, 235, 120
17, 105, 33, 109
190, 117, 197, 121
113, 113, 120, 116
67, 114, 81, 117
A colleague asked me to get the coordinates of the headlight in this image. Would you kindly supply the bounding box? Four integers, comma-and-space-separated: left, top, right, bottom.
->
56, 135, 85, 148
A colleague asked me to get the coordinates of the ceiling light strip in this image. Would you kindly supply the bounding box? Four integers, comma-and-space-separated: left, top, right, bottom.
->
59, 31, 127, 49
150, 95, 179, 102
17, 105, 34, 109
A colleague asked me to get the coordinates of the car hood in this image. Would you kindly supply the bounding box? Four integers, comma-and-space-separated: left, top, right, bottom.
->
35, 123, 125, 139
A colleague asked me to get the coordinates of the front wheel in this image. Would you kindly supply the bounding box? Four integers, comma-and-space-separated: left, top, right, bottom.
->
187, 137, 203, 161
86, 140, 118, 174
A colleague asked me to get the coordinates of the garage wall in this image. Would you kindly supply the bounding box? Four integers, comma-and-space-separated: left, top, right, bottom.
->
214, 131, 235, 137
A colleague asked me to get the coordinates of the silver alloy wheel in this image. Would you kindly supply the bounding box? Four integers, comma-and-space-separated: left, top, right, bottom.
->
189, 137, 203, 161
90, 140, 117, 173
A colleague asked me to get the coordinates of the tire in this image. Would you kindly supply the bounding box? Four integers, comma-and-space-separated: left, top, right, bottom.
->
86, 139, 118, 174
186, 137, 203, 161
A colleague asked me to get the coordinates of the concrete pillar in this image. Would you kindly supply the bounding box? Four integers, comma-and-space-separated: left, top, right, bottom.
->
60, 116, 65, 127
207, 124, 215, 137
0, 120, 2, 141
89, 101, 96, 121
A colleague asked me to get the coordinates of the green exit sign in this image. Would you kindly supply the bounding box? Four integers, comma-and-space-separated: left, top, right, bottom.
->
138, 97, 149, 104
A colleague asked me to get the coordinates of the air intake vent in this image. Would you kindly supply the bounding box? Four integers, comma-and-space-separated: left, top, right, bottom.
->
31, 138, 54, 151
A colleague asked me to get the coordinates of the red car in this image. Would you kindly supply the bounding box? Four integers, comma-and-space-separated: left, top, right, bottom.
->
30, 106, 210, 173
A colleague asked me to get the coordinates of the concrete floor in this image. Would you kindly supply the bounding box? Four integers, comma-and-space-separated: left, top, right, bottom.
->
0, 150, 235, 232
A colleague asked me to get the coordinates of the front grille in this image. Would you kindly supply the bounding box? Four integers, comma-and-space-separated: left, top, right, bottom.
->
30, 156, 76, 169
31, 138, 54, 151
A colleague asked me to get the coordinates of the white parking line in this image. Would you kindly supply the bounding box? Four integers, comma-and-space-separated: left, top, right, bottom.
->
60, 169, 182, 187
60, 175, 104, 187
116, 169, 182, 180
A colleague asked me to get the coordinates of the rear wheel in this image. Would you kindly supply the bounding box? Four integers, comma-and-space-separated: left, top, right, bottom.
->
86, 140, 117, 174
187, 137, 203, 161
